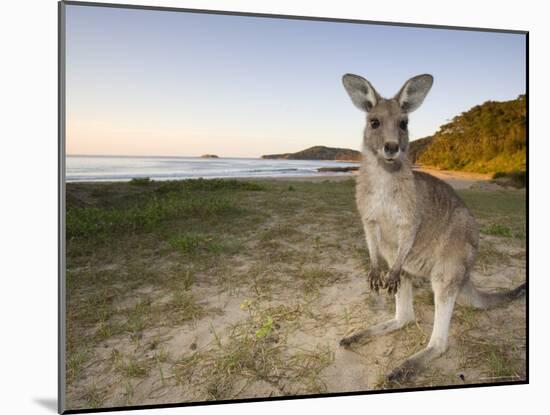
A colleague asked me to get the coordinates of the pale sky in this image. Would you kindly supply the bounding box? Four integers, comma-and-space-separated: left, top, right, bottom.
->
65, 4, 526, 158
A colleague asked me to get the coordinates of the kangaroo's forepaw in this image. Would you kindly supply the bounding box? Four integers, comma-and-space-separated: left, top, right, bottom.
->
367, 268, 383, 293
384, 270, 401, 295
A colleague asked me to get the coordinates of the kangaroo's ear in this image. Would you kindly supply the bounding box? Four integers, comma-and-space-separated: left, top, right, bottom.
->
342, 74, 380, 112
395, 74, 433, 113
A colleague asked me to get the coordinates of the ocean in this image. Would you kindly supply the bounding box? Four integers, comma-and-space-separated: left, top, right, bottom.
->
65, 155, 360, 182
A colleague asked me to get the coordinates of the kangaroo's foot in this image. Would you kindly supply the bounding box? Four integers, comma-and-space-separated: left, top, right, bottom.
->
386, 345, 445, 384
340, 318, 412, 348
367, 268, 383, 293
383, 269, 401, 295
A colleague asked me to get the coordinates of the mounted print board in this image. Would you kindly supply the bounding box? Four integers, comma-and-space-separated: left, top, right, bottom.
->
58, 1, 528, 413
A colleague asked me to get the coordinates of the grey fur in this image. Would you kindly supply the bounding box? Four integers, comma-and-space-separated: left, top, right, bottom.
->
340, 73, 526, 382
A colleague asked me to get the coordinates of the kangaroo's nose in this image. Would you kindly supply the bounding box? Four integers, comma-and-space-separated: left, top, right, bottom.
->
384, 142, 399, 155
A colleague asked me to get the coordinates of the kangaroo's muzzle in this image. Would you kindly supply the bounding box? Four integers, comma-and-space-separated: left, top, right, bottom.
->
383, 142, 400, 162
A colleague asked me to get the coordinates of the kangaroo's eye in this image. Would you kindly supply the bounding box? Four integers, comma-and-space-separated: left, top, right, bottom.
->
399, 119, 408, 130
370, 119, 380, 129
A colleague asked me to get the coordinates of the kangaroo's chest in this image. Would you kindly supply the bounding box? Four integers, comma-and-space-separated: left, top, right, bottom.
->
357, 179, 415, 227
366, 190, 403, 221
357, 173, 417, 256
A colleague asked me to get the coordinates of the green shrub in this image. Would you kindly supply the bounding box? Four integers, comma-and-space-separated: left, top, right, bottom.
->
156, 179, 264, 194
492, 171, 526, 188
129, 177, 152, 186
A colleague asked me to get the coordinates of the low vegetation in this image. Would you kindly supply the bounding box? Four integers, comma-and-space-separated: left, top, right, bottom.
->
129, 177, 152, 186
65, 177, 525, 409
492, 171, 527, 188
66, 179, 264, 241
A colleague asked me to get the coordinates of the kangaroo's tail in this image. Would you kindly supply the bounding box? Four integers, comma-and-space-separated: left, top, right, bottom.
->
457, 278, 526, 309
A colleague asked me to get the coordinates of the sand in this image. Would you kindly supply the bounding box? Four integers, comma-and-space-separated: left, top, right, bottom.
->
64, 169, 525, 410
266, 166, 492, 189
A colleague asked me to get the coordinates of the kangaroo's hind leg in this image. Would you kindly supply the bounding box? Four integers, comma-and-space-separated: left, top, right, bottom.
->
387, 271, 463, 383
340, 276, 415, 347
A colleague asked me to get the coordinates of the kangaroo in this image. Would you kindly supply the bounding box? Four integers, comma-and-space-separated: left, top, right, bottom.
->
339, 73, 526, 382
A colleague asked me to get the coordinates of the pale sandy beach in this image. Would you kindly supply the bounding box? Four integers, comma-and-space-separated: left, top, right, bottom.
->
272, 166, 492, 190
416, 167, 492, 189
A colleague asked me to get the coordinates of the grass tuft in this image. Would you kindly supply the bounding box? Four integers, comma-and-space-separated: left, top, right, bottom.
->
297, 267, 341, 294
164, 291, 203, 325
66, 349, 90, 386
460, 338, 522, 380
481, 223, 513, 237
169, 234, 216, 254
120, 356, 150, 378
81, 385, 106, 409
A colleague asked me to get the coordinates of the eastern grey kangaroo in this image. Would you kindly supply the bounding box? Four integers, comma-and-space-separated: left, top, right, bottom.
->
340, 73, 526, 382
